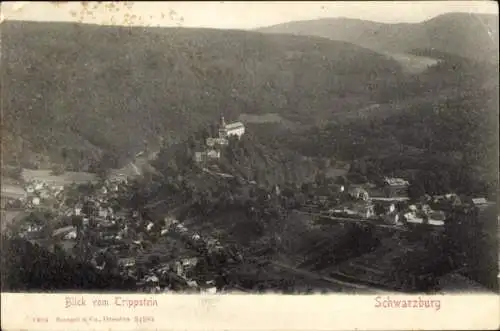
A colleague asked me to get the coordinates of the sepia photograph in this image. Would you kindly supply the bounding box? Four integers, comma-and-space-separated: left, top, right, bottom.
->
0, 1, 499, 330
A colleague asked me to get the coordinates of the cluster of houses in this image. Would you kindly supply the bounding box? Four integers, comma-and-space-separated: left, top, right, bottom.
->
307, 175, 492, 230
139, 217, 241, 293
194, 115, 245, 163
48, 181, 127, 242
382, 177, 410, 198
5, 175, 209, 292
108, 215, 242, 293
1, 180, 66, 210
34, 175, 241, 293
25, 180, 65, 207
136, 258, 211, 293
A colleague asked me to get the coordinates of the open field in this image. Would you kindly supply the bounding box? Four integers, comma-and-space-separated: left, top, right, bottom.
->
239, 113, 285, 124
325, 167, 349, 178
21, 169, 98, 186
1, 183, 26, 199
239, 113, 296, 126
384, 52, 441, 74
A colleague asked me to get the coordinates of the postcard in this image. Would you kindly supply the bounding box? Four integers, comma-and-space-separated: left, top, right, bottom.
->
1, 1, 499, 330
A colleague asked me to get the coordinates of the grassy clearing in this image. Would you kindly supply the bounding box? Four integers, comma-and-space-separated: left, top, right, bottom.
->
385, 52, 440, 74
1, 183, 26, 197
1, 210, 26, 231
239, 113, 299, 130
21, 169, 97, 186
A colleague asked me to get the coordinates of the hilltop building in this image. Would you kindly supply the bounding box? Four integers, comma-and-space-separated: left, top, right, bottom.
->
194, 150, 221, 163
206, 137, 228, 147
195, 115, 245, 163
218, 115, 245, 139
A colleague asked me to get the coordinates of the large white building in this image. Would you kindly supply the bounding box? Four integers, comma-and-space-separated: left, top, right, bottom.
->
218, 116, 245, 139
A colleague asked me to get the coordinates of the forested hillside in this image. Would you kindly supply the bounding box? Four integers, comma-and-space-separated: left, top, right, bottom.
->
1, 20, 402, 171
3, 18, 497, 200
257, 12, 499, 64
151, 125, 319, 186
146, 47, 498, 198
377, 53, 497, 102
285, 73, 498, 197
1, 235, 136, 291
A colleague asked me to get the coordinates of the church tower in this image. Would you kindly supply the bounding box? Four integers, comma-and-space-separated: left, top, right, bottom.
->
218, 114, 228, 138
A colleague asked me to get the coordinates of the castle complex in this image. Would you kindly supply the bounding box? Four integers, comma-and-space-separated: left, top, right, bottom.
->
218, 115, 245, 139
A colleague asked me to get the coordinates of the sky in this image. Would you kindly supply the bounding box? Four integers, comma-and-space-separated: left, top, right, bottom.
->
1, 1, 498, 29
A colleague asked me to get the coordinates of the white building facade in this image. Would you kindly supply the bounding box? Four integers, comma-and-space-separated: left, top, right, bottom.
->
218, 116, 245, 139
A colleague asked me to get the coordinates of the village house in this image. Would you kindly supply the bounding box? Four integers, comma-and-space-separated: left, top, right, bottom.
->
206, 149, 221, 159
118, 257, 136, 268
182, 257, 199, 268
470, 197, 490, 209
375, 199, 400, 213
177, 224, 188, 234
29, 196, 41, 206
74, 203, 83, 216
431, 193, 461, 207
383, 177, 409, 198
98, 206, 113, 219
110, 183, 120, 192
53, 225, 77, 238
108, 172, 128, 184
34, 181, 45, 191
64, 229, 77, 240
203, 286, 217, 294
350, 202, 375, 218
420, 203, 432, 214
384, 177, 409, 186
370, 199, 405, 223
403, 207, 446, 227
383, 211, 401, 225
39, 190, 51, 200
100, 186, 108, 195
164, 217, 178, 226
404, 211, 424, 225
25, 185, 35, 194
348, 186, 369, 201
175, 261, 183, 276
427, 210, 446, 226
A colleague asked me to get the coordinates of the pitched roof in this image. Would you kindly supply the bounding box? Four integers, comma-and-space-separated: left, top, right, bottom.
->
384, 177, 409, 186
348, 186, 368, 196
472, 198, 488, 205
225, 122, 244, 130
53, 225, 77, 237
429, 211, 446, 221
